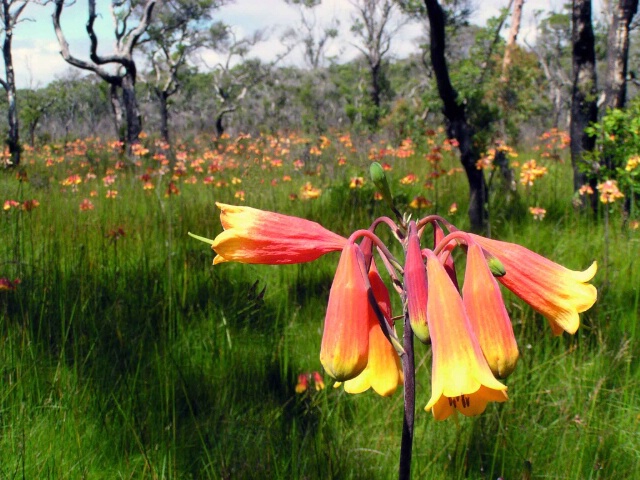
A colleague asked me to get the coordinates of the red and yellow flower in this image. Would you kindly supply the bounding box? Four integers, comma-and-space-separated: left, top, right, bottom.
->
208, 203, 347, 265
423, 249, 508, 420
471, 234, 597, 335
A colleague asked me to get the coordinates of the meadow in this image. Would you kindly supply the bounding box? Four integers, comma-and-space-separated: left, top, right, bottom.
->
0, 130, 638, 479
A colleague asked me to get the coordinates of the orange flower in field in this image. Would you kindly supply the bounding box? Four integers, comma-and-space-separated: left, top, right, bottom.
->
106, 190, 118, 199
349, 177, 365, 189
404, 223, 429, 343
400, 173, 418, 185
529, 206, 546, 220
165, 182, 180, 197
579, 184, 594, 196
204, 203, 346, 265
300, 182, 322, 200
3, 200, 19, 210
295, 373, 309, 393
596, 179, 624, 204
79, 199, 94, 211
234, 190, 245, 201
448, 203, 458, 215
320, 243, 370, 381
462, 243, 519, 378
470, 234, 597, 335
337, 262, 403, 396
423, 249, 508, 420
312, 371, 325, 390
409, 195, 432, 209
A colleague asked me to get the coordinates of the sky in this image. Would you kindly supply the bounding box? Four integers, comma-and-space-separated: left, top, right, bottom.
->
11, 0, 576, 89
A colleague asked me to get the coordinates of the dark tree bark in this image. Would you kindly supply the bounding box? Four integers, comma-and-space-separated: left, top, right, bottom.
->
603, 0, 639, 111
424, 0, 488, 232
570, 0, 598, 210
0, 0, 29, 167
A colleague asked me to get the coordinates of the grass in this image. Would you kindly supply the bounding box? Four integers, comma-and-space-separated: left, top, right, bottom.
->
0, 132, 638, 479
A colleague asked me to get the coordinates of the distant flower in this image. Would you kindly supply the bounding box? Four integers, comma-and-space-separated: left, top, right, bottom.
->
79, 199, 94, 211
165, 182, 180, 197
409, 195, 432, 209
596, 180, 624, 204
106, 227, 126, 242
349, 177, 365, 189
106, 190, 118, 199
22, 199, 39, 211
400, 173, 418, 185
448, 202, 458, 215
234, 190, 245, 201
300, 182, 322, 200
231, 177, 242, 185
578, 184, 594, 196
293, 159, 305, 170
630, 220, 639, 230
102, 175, 116, 187
625, 155, 640, 172
3, 200, 20, 210
520, 159, 548, 186
0, 277, 20, 291
295, 373, 309, 393
529, 206, 546, 220
282, 175, 292, 182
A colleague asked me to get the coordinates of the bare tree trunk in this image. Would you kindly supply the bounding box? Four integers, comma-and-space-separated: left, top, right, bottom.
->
570, 0, 599, 211
2, 2, 20, 166
157, 90, 169, 144
424, 0, 488, 232
501, 0, 522, 82
603, 0, 638, 111
109, 83, 125, 144
121, 73, 142, 145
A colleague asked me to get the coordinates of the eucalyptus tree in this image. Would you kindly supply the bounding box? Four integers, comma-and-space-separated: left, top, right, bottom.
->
144, 0, 226, 144
570, 0, 598, 209
0, 0, 31, 166
53, 0, 156, 146
603, 0, 638, 110
350, 0, 405, 128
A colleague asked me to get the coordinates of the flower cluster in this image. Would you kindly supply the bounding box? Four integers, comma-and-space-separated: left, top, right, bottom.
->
192, 199, 597, 421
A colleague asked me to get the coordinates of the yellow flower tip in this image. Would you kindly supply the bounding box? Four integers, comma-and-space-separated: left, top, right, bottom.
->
212, 254, 227, 265
426, 386, 508, 421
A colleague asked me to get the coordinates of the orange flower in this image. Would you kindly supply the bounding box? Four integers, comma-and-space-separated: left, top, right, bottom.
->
320, 243, 370, 381
470, 234, 597, 335
462, 243, 519, 378
208, 203, 346, 265
295, 373, 309, 393
424, 249, 508, 420
404, 222, 429, 343
338, 262, 403, 396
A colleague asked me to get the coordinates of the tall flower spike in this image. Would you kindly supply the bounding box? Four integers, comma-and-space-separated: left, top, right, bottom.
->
339, 261, 404, 396
206, 203, 347, 265
470, 234, 597, 335
404, 222, 430, 343
423, 249, 508, 421
320, 243, 370, 381
462, 242, 519, 378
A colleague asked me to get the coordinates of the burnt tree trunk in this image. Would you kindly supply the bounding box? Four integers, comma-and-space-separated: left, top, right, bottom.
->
2, 4, 19, 166
109, 83, 125, 144
603, 0, 638, 111
121, 73, 142, 145
570, 0, 598, 211
424, 0, 488, 232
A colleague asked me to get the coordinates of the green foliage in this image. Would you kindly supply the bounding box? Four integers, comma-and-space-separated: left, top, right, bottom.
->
585, 99, 640, 203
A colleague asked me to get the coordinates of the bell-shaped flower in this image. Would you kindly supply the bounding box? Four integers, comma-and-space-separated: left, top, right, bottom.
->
470, 234, 597, 335
320, 243, 370, 381
433, 221, 459, 289
339, 262, 404, 396
462, 243, 519, 378
423, 249, 508, 421
404, 222, 430, 343
210, 202, 347, 265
